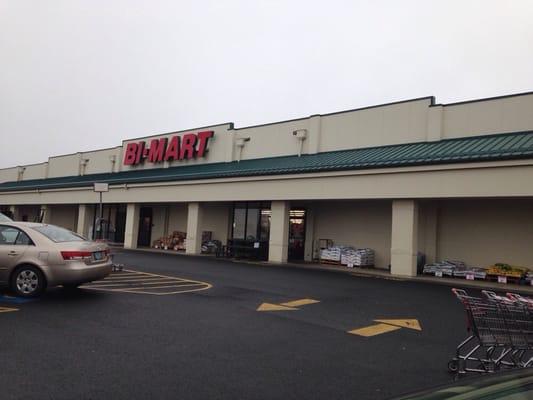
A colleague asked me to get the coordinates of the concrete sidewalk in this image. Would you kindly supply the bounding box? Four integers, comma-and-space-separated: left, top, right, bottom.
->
113, 246, 533, 295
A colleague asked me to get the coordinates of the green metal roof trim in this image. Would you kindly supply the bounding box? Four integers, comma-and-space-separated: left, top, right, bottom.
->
2, 131, 533, 192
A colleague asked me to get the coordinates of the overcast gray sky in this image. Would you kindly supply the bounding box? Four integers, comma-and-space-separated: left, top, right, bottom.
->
1, 0, 532, 168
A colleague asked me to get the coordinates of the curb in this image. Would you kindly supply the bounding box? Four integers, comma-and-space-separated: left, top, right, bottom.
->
112, 246, 533, 296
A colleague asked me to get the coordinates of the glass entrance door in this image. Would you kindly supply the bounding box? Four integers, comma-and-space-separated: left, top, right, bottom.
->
288, 209, 306, 261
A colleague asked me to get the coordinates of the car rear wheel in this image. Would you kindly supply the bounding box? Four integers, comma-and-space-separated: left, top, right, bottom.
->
11, 266, 45, 298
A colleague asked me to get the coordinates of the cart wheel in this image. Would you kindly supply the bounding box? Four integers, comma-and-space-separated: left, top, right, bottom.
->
447, 360, 458, 373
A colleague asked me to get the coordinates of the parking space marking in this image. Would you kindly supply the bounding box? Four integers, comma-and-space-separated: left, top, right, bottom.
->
80, 269, 212, 295
0, 306, 19, 313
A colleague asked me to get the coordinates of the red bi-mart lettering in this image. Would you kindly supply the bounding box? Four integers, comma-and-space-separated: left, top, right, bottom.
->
123, 131, 214, 166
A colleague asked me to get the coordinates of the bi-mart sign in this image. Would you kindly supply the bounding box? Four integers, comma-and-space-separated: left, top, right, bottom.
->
123, 131, 214, 166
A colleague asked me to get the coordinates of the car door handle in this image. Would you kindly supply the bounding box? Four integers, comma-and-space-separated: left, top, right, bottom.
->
8, 251, 19, 256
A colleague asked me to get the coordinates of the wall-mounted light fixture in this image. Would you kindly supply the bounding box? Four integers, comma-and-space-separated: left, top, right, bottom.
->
80, 158, 90, 176
17, 166, 26, 181
292, 129, 307, 157
235, 137, 250, 162
109, 155, 117, 172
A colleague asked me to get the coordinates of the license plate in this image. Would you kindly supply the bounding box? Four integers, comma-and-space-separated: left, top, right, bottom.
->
93, 251, 104, 261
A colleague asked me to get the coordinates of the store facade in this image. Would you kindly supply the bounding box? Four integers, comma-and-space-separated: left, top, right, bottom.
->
1, 92, 533, 277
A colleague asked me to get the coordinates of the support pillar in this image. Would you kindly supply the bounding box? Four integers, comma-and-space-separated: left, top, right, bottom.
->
186, 202, 203, 255
268, 201, 290, 263
124, 203, 140, 249
76, 204, 91, 237
8, 205, 18, 221
41, 205, 52, 224
304, 206, 315, 262
391, 200, 419, 277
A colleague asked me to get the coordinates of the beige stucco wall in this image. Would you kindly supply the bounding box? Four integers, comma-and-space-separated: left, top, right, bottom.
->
48, 204, 78, 231
313, 200, 392, 269
168, 203, 188, 233
151, 205, 168, 243
201, 202, 230, 243
320, 98, 431, 151
442, 94, 533, 139
3, 93, 533, 184
48, 154, 80, 178
82, 147, 123, 175
0, 167, 18, 184
23, 163, 48, 180
237, 119, 310, 160
437, 199, 533, 269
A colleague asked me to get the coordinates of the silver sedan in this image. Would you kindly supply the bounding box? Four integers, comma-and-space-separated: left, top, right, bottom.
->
0, 220, 112, 297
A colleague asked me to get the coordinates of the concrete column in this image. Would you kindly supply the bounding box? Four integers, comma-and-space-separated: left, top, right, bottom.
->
8, 205, 18, 221
124, 203, 140, 249
186, 202, 203, 255
391, 200, 419, 277
268, 201, 290, 263
41, 205, 52, 224
76, 204, 91, 237
304, 206, 315, 261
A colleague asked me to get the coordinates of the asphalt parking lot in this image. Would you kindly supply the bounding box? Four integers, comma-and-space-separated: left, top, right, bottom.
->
0, 250, 472, 400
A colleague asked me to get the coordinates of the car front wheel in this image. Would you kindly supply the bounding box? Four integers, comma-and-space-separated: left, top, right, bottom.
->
11, 266, 46, 298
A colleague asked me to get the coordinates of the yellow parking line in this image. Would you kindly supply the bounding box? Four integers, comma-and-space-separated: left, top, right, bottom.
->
82, 279, 184, 288
103, 275, 168, 281
121, 285, 212, 296
101, 276, 185, 283
119, 283, 205, 291
81, 268, 212, 296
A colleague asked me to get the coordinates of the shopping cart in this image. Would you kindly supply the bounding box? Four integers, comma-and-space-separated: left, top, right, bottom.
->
448, 288, 533, 376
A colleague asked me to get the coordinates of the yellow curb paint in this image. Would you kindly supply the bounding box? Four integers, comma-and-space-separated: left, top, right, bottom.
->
374, 319, 422, 331
348, 323, 402, 337
280, 298, 320, 307
0, 307, 18, 313
256, 303, 298, 312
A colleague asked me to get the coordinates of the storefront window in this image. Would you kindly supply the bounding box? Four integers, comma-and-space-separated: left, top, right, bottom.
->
232, 205, 246, 240
230, 202, 271, 242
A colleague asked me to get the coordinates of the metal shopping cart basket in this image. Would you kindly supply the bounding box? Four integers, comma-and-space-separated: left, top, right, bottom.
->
448, 288, 533, 376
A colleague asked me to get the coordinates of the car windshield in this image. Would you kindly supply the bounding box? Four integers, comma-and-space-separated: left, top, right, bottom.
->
0, 213, 13, 222
32, 225, 86, 243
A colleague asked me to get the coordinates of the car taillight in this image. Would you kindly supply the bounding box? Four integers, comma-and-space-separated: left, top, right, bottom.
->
61, 251, 93, 260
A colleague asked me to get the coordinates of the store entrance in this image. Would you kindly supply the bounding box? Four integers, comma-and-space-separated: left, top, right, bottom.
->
288, 209, 306, 261
137, 207, 153, 247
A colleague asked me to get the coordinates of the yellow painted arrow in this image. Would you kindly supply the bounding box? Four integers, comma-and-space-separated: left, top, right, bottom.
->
348, 319, 422, 337
257, 303, 298, 312
374, 319, 422, 331
257, 298, 320, 311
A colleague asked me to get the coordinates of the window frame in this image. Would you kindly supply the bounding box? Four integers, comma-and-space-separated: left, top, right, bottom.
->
0, 225, 35, 246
